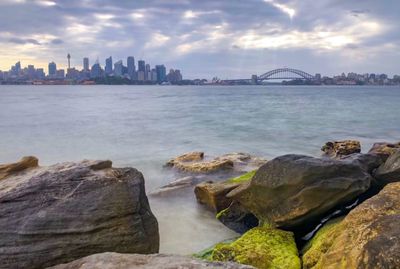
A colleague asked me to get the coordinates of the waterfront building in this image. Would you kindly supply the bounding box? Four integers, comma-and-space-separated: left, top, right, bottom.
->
56, 69, 65, 79
167, 69, 183, 83
83, 57, 89, 71
145, 64, 151, 81
151, 69, 157, 82
138, 60, 145, 76
36, 68, 45, 79
48, 62, 57, 77
127, 56, 135, 79
155, 65, 167, 83
138, 70, 145, 81
90, 63, 103, 78
27, 65, 36, 79
105, 56, 113, 75
114, 60, 123, 77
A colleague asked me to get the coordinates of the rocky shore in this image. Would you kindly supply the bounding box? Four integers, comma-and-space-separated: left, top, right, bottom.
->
0, 140, 399, 269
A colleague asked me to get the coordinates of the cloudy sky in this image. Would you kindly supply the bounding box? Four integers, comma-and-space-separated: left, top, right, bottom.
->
0, 0, 399, 78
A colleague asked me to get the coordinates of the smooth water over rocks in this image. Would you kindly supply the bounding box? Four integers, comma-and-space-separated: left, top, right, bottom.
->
1, 85, 399, 254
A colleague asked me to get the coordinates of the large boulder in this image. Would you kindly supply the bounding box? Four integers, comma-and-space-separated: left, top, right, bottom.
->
321, 140, 361, 159
374, 149, 400, 185
0, 158, 159, 269
302, 182, 400, 269
48, 252, 255, 269
368, 141, 400, 160
210, 226, 301, 269
228, 154, 373, 229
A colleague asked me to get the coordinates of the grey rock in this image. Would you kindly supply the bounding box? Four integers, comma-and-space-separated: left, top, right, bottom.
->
374, 149, 400, 185
0, 159, 159, 269
48, 252, 255, 269
228, 154, 373, 229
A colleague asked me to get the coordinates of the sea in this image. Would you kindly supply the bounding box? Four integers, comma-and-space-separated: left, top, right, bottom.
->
1, 85, 399, 254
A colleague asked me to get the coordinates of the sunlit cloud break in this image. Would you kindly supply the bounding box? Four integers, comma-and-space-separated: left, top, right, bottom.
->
264, 0, 296, 19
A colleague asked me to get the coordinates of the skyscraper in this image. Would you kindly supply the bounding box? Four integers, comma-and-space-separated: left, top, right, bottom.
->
48, 62, 57, 77
138, 60, 145, 73
155, 65, 166, 83
127, 56, 135, 80
145, 64, 151, 81
114, 60, 123, 77
105, 56, 113, 75
83, 57, 89, 71
90, 63, 102, 78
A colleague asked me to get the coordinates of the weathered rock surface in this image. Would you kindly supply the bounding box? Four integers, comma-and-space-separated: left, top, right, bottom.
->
374, 149, 400, 185
321, 140, 361, 159
228, 154, 373, 229
216, 202, 259, 234
194, 171, 257, 212
48, 252, 255, 269
302, 182, 400, 269
211, 226, 301, 269
149, 176, 196, 196
165, 152, 267, 174
0, 158, 159, 269
0, 156, 38, 180
195, 181, 242, 212
368, 141, 400, 160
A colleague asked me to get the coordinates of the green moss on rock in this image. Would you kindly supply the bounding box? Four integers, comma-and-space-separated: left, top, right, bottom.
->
227, 170, 257, 184
301, 217, 343, 269
211, 226, 301, 269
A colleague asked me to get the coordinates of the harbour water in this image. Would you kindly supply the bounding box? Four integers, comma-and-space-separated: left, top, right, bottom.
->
1, 85, 399, 254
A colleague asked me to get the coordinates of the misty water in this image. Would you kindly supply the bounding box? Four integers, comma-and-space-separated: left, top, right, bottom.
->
1, 85, 399, 254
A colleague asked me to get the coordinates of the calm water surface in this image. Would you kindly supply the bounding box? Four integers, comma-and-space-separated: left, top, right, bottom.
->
1, 85, 399, 253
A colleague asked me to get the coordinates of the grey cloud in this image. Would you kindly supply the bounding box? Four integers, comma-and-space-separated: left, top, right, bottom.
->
0, 0, 399, 77
8, 38, 41, 45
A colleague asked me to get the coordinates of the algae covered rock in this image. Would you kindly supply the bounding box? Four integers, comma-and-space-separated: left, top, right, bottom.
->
211, 226, 301, 269
302, 182, 400, 269
321, 140, 361, 159
301, 218, 343, 269
228, 154, 372, 229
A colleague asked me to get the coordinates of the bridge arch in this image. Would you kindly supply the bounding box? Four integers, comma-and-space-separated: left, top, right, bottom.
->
258, 68, 315, 80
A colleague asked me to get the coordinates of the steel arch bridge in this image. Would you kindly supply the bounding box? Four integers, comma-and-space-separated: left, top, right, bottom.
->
258, 68, 315, 81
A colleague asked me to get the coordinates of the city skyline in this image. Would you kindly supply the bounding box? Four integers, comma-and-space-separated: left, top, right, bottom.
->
0, 1, 399, 78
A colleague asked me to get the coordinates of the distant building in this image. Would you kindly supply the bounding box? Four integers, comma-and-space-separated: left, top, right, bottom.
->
127, 56, 135, 80
114, 60, 123, 77
83, 57, 89, 71
167, 69, 183, 83
48, 62, 57, 78
151, 68, 157, 82
137, 70, 145, 81
145, 64, 151, 81
36, 68, 45, 79
155, 65, 166, 83
105, 56, 113, 75
91, 63, 103, 78
138, 60, 145, 75
56, 69, 65, 79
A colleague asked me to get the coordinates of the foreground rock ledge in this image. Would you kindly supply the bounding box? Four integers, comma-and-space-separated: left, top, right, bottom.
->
302, 181, 400, 269
0, 157, 159, 269
48, 253, 255, 269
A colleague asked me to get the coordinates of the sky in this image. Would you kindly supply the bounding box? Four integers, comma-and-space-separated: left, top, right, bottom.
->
0, 0, 399, 79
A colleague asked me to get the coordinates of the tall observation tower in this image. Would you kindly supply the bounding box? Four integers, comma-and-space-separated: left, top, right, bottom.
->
67, 53, 71, 69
